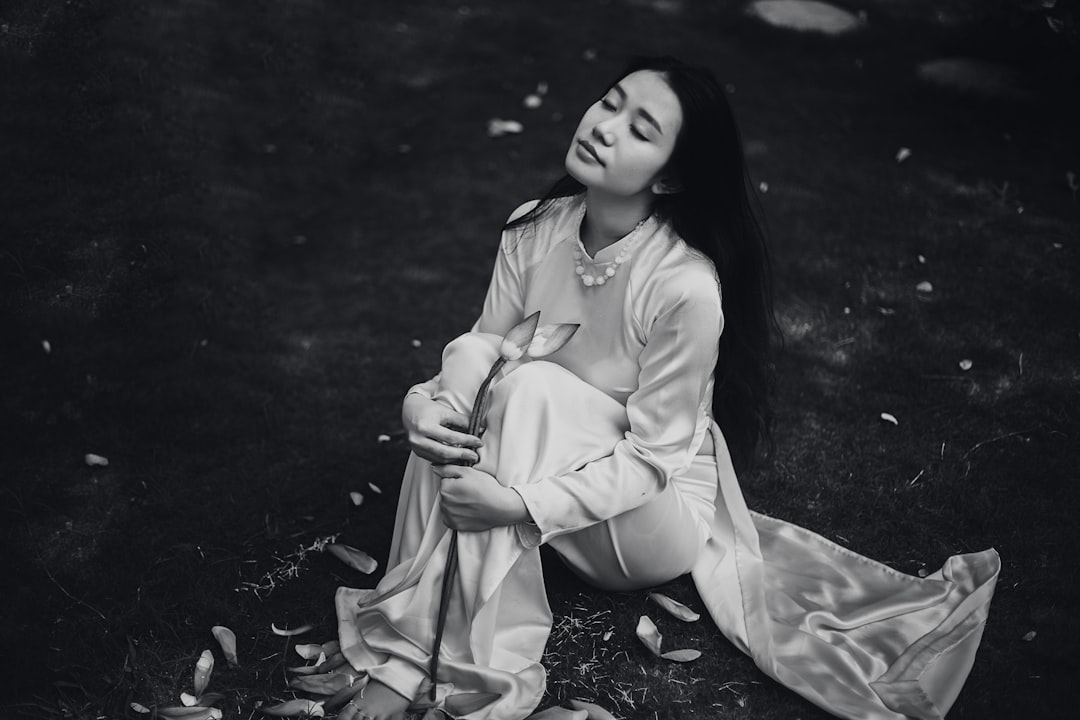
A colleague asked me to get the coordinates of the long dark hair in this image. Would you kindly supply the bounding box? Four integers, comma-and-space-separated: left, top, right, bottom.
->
507, 56, 776, 474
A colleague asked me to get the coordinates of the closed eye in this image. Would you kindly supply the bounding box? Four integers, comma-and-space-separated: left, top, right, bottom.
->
631, 126, 649, 141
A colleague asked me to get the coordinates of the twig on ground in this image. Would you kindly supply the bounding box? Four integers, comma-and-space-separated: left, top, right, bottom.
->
41, 564, 107, 623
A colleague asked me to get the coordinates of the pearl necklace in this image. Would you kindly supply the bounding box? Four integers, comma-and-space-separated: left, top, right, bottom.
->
573, 212, 650, 288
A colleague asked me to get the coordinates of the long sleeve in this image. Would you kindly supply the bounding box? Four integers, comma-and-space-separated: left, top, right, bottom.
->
470, 201, 538, 337
513, 264, 723, 545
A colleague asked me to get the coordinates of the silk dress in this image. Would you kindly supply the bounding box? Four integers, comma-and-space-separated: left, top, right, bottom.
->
335, 195, 1000, 720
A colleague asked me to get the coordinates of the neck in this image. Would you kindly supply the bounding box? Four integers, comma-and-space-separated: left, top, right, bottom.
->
581, 188, 653, 256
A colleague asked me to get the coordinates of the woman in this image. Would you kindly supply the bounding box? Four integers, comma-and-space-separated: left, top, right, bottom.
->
334, 57, 999, 720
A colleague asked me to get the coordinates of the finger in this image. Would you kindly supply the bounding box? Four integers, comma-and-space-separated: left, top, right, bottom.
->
429, 423, 484, 450
431, 464, 463, 479
412, 438, 478, 465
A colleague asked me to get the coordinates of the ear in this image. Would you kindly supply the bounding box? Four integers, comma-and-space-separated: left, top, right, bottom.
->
651, 177, 682, 195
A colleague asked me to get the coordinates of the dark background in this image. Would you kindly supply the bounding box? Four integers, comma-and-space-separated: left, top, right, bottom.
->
2, 1, 1078, 718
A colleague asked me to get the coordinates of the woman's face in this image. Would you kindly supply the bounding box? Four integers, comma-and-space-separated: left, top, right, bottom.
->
565, 69, 683, 197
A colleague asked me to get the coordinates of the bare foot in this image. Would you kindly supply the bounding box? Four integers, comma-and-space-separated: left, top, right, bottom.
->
341, 679, 411, 720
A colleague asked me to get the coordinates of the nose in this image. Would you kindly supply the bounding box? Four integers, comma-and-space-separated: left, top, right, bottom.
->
591, 121, 615, 146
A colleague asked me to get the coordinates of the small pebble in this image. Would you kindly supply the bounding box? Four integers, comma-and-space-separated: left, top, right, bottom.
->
918, 254, 926, 264
896, 147, 912, 163
959, 359, 973, 371
758, 181, 769, 193
1022, 630, 1037, 642
377, 434, 391, 443
411, 338, 422, 348
523, 94, 542, 109
42, 339, 51, 354
916, 281, 933, 293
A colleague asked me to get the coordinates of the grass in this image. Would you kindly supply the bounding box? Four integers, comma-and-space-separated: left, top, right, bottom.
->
2, 0, 1078, 718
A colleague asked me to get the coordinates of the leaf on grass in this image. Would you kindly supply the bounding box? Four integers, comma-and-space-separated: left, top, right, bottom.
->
327, 543, 378, 574
880, 412, 899, 425
444, 691, 502, 715
527, 323, 580, 358
288, 671, 355, 695
131, 703, 150, 714
635, 615, 663, 656
349, 492, 364, 507
259, 699, 325, 717
499, 311, 541, 361
660, 649, 702, 662
647, 592, 701, 622
568, 698, 618, 719
157, 708, 223, 720
294, 643, 323, 660
271, 623, 313, 637
181, 692, 198, 707
524, 708, 588, 720
211, 626, 238, 668
193, 649, 213, 697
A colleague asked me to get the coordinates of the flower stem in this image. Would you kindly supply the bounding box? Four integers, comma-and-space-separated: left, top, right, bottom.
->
429, 355, 505, 698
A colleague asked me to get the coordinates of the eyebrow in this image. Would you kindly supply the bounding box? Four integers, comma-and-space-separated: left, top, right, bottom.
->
611, 83, 664, 135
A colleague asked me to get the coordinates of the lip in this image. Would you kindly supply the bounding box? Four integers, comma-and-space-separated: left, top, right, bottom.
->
577, 139, 604, 166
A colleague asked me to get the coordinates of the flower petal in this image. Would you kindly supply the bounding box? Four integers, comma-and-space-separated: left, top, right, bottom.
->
294, 644, 323, 660
568, 698, 618, 719
634, 615, 662, 656
499, 311, 541, 361
211, 626, 239, 668
271, 623, 313, 637
525, 708, 588, 719
193, 649, 214, 697
526, 323, 580, 358
326, 543, 378, 574
444, 692, 502, 715
660, 648, 702, 662
157, 708, 223, 720
258, 699, 325, 717
181, 693, 198, 707
288, 671, 356, 695
647, 592, 700, 622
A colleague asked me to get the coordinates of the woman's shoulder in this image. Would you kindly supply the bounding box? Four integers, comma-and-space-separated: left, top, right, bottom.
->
635, 223, 722, 307
500, 195, 581, 257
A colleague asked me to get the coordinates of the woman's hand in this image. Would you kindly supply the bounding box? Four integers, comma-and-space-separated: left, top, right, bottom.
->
402, 393, 482, 465
432, 464, 531, 532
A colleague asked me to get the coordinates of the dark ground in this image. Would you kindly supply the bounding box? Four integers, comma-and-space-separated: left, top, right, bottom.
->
2, 0, 1079, 718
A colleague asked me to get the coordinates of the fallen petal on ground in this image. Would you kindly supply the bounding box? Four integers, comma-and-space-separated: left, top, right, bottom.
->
747, 0, 864, 35
259, 699, 325, 717
271, 623, 313, 637
327, 543, 379, 574
568, 698, 618, 719
193, 649, 213, 697
211, 626, 238, 667
647, 592, 701, 622
635, 615, 663, 656
660, 648, 702, 662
